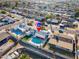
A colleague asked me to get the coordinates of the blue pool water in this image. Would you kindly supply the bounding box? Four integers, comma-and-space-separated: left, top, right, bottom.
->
11, 29, 24, 35
32, 37, 43, 44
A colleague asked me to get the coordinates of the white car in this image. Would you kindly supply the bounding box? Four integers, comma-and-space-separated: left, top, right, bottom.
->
6, 51, 20, 59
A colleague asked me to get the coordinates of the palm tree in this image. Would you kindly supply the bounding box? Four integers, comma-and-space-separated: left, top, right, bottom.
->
65, 3, 70, 10
45, 13, 55, 32
22, 2, 26, 8
0, 2, 2, 7
19, 53, 30, 59
74, 8, 79, 18
45, 13, 54, 19
3, 1, 9, 7
15, 1, 18, 7
74, 34, 78, 59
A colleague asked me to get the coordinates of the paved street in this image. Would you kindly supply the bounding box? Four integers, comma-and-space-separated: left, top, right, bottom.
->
0, 0, 79, 59
1, 44, 24, 59
18, 40, 72, 59
0, 20, 22, 30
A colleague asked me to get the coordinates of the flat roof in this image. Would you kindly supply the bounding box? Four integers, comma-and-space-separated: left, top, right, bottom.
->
0, 32, 10, 41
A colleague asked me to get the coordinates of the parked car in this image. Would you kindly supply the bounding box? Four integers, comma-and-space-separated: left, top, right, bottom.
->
6, 48, 23, 59
10, 10, 17, 14
66, 18, 76, 23
51, 19, 60, 25
47, 19, 61, 25
59, 28, 65, 33
2, 17, 15, 24
0, 22, 5, 27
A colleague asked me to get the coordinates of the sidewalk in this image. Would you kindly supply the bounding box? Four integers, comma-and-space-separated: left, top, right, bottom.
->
55, 52, 74, 59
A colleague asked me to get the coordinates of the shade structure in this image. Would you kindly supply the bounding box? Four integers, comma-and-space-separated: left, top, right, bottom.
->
37, 27, 41, 32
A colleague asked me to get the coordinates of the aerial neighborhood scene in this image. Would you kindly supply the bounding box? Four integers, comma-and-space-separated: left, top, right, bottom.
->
0, 0, 79, 59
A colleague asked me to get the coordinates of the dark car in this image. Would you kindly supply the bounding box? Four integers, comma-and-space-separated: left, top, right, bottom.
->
47, 19, 61, 25
0, 23, 4, 27
59, 28, 65, 33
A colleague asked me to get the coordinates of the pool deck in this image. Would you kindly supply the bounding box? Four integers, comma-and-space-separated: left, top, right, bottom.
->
28, 39, 43, 47
8, 30, 25, 39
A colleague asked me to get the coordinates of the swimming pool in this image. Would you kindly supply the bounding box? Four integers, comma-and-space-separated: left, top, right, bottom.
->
11, 29, 24, 35
32, 37, 43, 44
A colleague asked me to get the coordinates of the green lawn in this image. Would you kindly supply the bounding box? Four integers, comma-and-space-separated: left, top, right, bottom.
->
21, 36, 31, 42
8, 39, 14, 43
12, 34, 17, 38
18, 53, 30, 59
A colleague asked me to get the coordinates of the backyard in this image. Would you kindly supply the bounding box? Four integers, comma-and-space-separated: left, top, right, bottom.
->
21, 35, 32, 42
48, 43, 74, 58
19, 53, 30, 59
7, 39, 14, 43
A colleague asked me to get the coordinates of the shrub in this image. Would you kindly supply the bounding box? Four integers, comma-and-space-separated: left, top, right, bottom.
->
19, 53, 30, 59
0, 10, 6, 14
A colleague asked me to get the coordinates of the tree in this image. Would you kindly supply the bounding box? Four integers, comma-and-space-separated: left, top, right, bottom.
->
45, 13, 55, 32
0, 3, 2, 7
75, 12, 79, 18
15, 1, 18, 7
3, 1, 10, 7
19, 53, 30, 59
65, 3, 70, 9
12, 6, 15, 9
41, 26, 46, 30
55, 5, 59, 8
27, 21, 33, 26
55, 14, 61, 20
45, 14, 52, 19
0, 10, 6, 14
75, 8, 79, 18
75, 8, 79, 12
23, 2, 26, 8
45, 13, 54, 19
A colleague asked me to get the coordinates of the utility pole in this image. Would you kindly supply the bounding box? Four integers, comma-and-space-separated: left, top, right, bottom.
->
73, 34, 78, 59
75, 34, 78, 59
